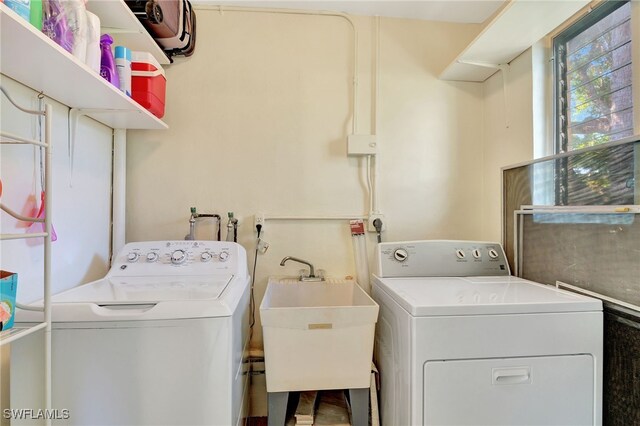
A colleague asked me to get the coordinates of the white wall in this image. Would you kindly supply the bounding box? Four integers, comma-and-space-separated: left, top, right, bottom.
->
126, 8, 483, 350
0, 76, 113, 303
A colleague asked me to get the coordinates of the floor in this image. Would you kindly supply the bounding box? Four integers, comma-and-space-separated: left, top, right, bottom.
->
247, 390, 353, 425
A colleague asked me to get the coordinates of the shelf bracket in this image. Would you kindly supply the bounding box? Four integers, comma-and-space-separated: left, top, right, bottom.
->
457, 60, 511, 128
69, 108, 84, 188
68, 108, 130, 187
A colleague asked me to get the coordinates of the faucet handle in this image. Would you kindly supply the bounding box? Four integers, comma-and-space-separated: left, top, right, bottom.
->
299, 268, 325, 282
298, 269, 309, 280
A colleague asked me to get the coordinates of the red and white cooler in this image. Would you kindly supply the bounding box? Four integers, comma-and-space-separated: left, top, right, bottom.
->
131, 51, 166, 119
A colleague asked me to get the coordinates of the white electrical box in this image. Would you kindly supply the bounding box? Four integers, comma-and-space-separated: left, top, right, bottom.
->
347, 135, 377, 156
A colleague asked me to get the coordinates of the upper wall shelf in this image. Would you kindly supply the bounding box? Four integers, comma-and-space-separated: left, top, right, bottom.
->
0, 3, 167, 130
86, 0, 170, 66
440, 0, 590, 82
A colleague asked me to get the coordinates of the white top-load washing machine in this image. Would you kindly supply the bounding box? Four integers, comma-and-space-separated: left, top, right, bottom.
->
12, 241, 250, 426
372, 240, 603, 426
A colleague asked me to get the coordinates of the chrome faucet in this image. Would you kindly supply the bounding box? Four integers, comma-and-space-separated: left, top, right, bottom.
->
185, 207, 222, 241
279, 256, 324, 281
185, 208, 197, 240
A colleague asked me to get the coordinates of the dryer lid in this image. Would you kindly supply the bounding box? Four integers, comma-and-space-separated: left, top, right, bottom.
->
372, 275, 602, 316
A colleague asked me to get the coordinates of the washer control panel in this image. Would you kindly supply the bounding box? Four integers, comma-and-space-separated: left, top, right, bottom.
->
377, 240, 510, 278
110, 241, 247, 278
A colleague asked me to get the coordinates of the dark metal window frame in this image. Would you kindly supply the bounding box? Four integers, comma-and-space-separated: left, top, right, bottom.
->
552, 0, 632, 205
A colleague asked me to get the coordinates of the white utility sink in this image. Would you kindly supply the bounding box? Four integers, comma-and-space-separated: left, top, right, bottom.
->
260, 278, 379, 392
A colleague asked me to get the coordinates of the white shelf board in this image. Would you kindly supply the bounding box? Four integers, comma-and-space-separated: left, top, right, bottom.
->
440, 0, 590, 82
0, 4, 167, 130
86, 0, 170, 66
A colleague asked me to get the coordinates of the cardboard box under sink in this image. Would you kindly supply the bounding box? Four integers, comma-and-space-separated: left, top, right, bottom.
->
260, 279, 379, 392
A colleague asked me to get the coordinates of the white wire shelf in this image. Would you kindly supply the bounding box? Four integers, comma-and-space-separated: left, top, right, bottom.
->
0, 322, 47, 347
0, 131, 48, 147
1, 232, 48, 240
1, 202, 45, 223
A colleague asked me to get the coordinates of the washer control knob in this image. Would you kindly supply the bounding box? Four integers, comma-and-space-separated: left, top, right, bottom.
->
488, 249, 499, 259
393, 248, 409, 262
472, 249, 481, 259
455, 249, 466, 259
201, 252, 213, 262
171, 250, 187, 264
127, 252, 139, 263
218, 251, 230, 262
146, 252, 159, 263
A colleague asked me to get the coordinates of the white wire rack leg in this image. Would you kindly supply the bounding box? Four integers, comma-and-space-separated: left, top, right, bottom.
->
43, 103, 52, 426
0, 87, 52, 425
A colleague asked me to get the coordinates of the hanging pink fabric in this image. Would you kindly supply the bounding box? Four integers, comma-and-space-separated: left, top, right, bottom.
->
27, 191, 57, 241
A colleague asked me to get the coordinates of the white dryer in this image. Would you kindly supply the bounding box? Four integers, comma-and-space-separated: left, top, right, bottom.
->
372, 240, 603, 426
12, 241, 250, 426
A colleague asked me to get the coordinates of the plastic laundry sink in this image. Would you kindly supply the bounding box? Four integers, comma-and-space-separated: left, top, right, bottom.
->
260, 278, 379, 392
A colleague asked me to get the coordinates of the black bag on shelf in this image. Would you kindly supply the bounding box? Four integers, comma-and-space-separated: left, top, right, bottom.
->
125, 0, 196, 59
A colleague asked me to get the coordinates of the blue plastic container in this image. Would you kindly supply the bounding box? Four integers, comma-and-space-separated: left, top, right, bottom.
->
115, 46, 132, 97
4, 0, 30, 21
0, 271, 18, 331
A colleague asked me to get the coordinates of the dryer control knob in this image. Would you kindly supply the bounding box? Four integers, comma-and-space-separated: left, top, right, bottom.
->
171, 250, 187, 264
455, 249, 466, 259
393, 248, 409, 262
201, 252, 213, 262
472, 249, 482, 259
146, 252, 159, 263
488, 249, 499, 259
218, 251, 230, 262
127, 252, 139, 262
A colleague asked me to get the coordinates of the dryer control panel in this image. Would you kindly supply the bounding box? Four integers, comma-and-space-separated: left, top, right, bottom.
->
108, 241, 248, 279
376, 240, 510, 278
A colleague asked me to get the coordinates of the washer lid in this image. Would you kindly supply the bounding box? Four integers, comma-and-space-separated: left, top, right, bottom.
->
17, 275, 245, 322
373, 275, 602, 316
52, 275, 234, 304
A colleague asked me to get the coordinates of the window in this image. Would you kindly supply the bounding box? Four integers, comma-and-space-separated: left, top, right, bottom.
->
553, 1, 635, 206
554, 0, 633, 152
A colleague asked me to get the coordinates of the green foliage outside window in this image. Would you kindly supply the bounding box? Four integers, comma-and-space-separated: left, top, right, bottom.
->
554, 0, 634, 205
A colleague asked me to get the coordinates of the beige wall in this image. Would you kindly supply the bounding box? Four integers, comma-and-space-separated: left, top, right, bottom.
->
126, 9, 484, 349
480, 49, 536, 243
378, 18, 487, 241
